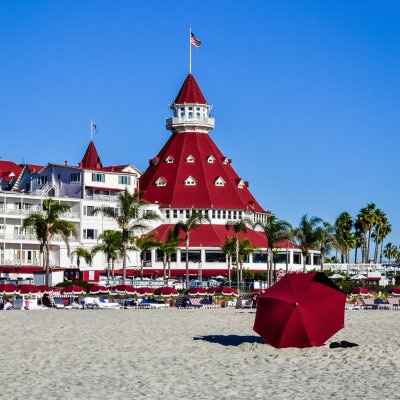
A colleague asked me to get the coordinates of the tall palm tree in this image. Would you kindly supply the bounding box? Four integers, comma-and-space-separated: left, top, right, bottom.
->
174, 209, 211, 289
357, 203, 376, 262
238, 238, 255, 276
221, 236, 236, 286
334, 212, 355, 263
378, 220, 392, 264
95, 189, 160, 283
91, 230, 124, 282
133, 233, 161, 278
353, 221, 363, 263
23, 198, 76, 285
254, 214, 292, 286
157, 229, 180, 279
70, 245, 92, 268
316, 222, 335, 272
225, 218, 252, 287
294, 215, 322, 273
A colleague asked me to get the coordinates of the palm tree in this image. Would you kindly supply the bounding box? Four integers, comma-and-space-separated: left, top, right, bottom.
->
357, 203, 376, 262
23, 198, 76, 285
133, 233, 161, 278
371, 208, 386, 263
70, 245, 92, 268
225, 218, 252, 287
174, 209, 211, 289
316, 222, 335, 272
294, 215, 322, 273
378, 220, 392, 264
157, 229, 180, 279
334, 212, 355, 263
91, 230, 124, 282
353, 221, 363, 263
95, 189, 160, 283
254, 214, 292, 286
221, 236, 236, 286
238, 238, 255, 277
383, 243, 398, 264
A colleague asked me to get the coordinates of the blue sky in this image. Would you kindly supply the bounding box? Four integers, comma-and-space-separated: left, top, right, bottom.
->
1, 1, 399, 248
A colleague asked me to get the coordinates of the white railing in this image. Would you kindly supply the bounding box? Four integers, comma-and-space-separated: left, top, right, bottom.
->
166, 116, 215, 128
323, 263, 385, 273
85, 194, 119, 202
0, 259, 59, 267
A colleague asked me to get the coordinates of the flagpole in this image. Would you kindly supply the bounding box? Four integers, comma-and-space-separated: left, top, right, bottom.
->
90, 119, 93, 141
189, 25, 192, 74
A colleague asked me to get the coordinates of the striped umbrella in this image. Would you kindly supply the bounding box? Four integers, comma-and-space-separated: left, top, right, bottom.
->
208, 287, 222, 295
136, 287, 155, 296
0, 284, 20, 295
114, 284, 136, 295
62, 285, 87, 295
221, 287, 239, 297
18, 284, 40, 295
188, 287, 208, 296
37, 285, 53, 294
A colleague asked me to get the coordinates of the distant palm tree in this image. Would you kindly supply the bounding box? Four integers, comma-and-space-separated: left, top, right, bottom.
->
254, 214, 292, 286
294, 215, 322, 273
316, 222, 335, 272
174, 209, 211, 289
221, 236, 236, 286
133, 233, 161, 278
70, 245, 92, 268
238, 238, 255, 275
225, 218, 252, 286
383, 243, 398, 264
357, 203, 376, 262
378, 220, 392, 264
95, 189, 160, 283
91, 230, 124, 282
334, 211, 355, 263
157, 229, 180, 279
23, 198, 76, 285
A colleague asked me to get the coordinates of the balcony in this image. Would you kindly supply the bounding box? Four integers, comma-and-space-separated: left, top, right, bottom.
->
0, 206, 79, 219
85, 194, 119, 202
166, 116, 215, 131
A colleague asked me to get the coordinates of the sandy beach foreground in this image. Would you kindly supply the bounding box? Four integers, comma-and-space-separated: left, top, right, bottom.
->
1, 309, 399, 400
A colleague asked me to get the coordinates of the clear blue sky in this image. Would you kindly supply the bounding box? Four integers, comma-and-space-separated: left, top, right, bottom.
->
1, 1, 399, 247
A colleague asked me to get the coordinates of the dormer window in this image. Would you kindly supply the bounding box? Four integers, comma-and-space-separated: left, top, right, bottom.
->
165, 156, 174, 164
185, 176, 197, 186
207, 155, 215, 163
215, 177, 226, 187
222, 157, 229, 165
186, 155, 195, 163
155, 177, 167, 187
237, 179, 245, 189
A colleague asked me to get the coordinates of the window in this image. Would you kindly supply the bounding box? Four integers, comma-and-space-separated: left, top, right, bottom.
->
37, 176, 48, 185
222, 211, 226, 219
119, 176, 131, 185
71, 173, 80, 182
207, 155, 215, 163
293, 253, 302, 264
83, 229, 98, 240
233, 211, 237, 219
180, 107, 185, 117
165, 210, 170, 219
273, 253, 287, 264
173, 209, 178, 218
217, 210, 221, 219
155, 177, 167, 187
237, 179, 244, 189
212, 210, 216, 218
156, 250, 176, 262
253, 252, 268, 263
228, 211, 232, 219
180, 250, 201, 263
205, 251, 226, 263
215, 177, 226, 186
186, 210, 190, 218
313, 255, 321, 266
186, 155, 195, 163
184, 176, 196, 185
84, 206, 95, 216
92, 173, 105, 183
165, 156, 174, 163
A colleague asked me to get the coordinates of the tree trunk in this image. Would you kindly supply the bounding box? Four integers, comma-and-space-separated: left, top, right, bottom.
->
373, 228, 380, 263
302, 252, 307, 273
366, 229, 372, 262
320, 251, 324, 272
45, 243, 50, 286
112, 259, 115, 280
285, 247, 289, 274
107, 259, 111, 282
379, 241, 384, 264
140, 253, 144, 279
122, 241, 127, 284
167, 255, 172, 278
354, 247, 358, 263
236, 236, 240, 289
228, 255, 231, 287
162, 253, 167, 279
185, 236, 190, 290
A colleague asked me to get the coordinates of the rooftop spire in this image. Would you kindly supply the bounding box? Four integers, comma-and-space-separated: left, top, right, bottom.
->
81, 140, 102, 169
173, 74, 208, 105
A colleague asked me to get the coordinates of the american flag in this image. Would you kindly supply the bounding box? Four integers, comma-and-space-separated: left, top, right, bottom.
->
190, 32, 201, 48
91, 120, 98, 132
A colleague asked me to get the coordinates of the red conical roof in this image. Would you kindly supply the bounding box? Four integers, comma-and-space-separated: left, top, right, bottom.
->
81, 140, 102, 169
173, 74, 208, 105
139, 131, 265, 212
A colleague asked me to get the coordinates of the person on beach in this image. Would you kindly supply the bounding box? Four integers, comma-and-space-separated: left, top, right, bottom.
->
252, 293, 258, 308
324, 341, 359, 349
4, 299, 13, 310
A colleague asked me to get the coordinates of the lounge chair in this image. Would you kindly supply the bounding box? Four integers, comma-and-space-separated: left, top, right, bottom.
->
95, 297, 120, 309
54, 298, 65, 309
361, 299, 377, 310
383, 298, 399, 310
136, 299, 169, 309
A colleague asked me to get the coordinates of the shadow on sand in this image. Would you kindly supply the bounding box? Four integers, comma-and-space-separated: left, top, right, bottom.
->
193, 334, 266, 347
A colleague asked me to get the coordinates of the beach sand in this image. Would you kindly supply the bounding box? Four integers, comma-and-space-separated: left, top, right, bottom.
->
0, 309, 399, 400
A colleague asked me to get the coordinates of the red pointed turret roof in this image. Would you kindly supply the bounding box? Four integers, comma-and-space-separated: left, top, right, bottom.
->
81, 141, 103, 169
173, 74, 208, 105
0, 161, 23, 183
139, 131, 265, 212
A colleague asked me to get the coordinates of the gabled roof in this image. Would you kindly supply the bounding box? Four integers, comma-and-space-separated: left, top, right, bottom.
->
26, 164, 44, 173
173, 74, 208, 105
81, 140, 103, 169
0, 161, 23, 183
139, 132, 265, 212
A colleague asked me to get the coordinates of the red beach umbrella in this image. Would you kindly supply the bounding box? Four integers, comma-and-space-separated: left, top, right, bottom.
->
221, 287, 239, 297
89, 285, 110, 295
136, 287, 155, 296
188, 287, 208, 296
391, 288, 400, 296
114, 284, 136, 295
350, 287, 371, 296
37, 285, 53, 294
62, 285, 87, 295
0, 283, 20, 295
208, 287, 222, 295
18, 284, 40, 295
253, 272, 346, 349
153, 287, 179, 298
